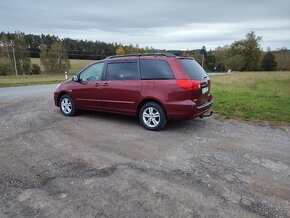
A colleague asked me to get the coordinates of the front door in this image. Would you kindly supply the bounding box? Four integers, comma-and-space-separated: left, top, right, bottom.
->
71, 62, 104, 110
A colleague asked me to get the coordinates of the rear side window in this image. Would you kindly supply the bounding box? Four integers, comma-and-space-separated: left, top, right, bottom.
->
179, 59, 208, 80
140, 60, 174, 80
106, 62, 139, 80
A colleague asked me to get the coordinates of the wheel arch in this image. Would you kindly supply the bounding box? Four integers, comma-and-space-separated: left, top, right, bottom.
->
56, 91, 71, 107
137, 98, 167, 119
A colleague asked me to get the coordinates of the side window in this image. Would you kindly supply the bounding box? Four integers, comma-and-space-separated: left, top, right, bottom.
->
79, 62, 104, 82
140, 60, 174, 80
106, 62, 139, 80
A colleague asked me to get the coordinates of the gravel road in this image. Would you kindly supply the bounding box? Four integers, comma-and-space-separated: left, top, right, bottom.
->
0, 85, 289, 217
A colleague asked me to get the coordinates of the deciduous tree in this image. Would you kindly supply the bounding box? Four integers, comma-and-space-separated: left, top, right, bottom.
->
274, 48, 290, 71
228, 31, 262, 71
13, 32, 31, 75
213, 46, 227, 72
116, 46, 125, 55
40, 42, 70, 74
0, 35, 13, 75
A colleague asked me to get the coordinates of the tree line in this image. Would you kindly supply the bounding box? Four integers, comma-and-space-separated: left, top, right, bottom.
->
0, 31, 290, 76
180, 32, 289, 72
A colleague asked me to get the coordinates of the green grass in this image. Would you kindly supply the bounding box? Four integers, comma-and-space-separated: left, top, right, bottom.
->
211, 71, 290, 124
0, 74, 67, 87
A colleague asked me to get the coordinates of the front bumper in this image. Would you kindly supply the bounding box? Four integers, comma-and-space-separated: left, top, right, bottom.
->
54, 92, 59, 107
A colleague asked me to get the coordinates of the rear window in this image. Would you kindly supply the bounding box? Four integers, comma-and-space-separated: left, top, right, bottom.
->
179, 59, 208, 80
140, 60, 174, 80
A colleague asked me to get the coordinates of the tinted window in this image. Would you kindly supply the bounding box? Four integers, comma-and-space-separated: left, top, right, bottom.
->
79, 62, 104, 82
140, 60, 174, 80
106, 62, 139, 80
179, 59, 208, 80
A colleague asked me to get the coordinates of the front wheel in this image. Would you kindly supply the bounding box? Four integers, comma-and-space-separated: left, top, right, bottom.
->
59, 94, 76, 116
139, 102, 167, 131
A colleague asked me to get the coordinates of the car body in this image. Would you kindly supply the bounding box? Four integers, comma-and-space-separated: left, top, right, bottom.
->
54, 53, 213, 130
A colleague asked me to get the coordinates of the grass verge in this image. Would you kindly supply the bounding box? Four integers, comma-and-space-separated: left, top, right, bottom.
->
211, 71, 290, 125
0, 74, 67, 87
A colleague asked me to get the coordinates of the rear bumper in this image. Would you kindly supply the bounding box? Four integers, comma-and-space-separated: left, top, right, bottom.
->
194, 100, 213, 118
165, 97, 213, 120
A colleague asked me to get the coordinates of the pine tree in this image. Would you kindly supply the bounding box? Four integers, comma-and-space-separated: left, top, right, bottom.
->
261, 51, 277, 71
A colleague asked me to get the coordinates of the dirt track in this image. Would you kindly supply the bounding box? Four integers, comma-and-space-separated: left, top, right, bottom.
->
0, 86, 290, 217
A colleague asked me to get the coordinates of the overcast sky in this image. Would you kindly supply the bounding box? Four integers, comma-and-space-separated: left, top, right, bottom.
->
1, 0, 289, 50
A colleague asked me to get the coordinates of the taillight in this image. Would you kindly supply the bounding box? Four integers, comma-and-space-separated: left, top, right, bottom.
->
192, 80, 201, 90
176, 80, 201, 91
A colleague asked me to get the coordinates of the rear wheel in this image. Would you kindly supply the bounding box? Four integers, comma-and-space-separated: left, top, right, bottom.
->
59, 94, 76, 116
139, 102, 167, 131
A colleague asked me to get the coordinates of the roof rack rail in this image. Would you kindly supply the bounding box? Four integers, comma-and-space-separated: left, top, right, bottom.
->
106, 53, 176, 59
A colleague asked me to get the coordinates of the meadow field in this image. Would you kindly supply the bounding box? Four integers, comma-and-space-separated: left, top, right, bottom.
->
211, 71, 290, 124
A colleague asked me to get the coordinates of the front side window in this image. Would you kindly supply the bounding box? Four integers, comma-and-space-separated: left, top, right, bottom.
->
140, 60, 174, 80
106, 62, 139, 80
79, 62, 104, 82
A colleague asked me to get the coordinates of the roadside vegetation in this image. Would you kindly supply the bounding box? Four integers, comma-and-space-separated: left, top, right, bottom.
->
211, 71, 290, 124
0, 59, 93, 87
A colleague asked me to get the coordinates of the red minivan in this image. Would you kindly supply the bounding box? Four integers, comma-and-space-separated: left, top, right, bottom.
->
54, 53, 213, 130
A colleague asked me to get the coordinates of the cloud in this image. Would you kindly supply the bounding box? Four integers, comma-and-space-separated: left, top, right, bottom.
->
1, 0, 289, 50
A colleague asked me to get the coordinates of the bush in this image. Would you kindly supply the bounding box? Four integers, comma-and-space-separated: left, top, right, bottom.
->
31, 64, 41, 75
0, 57, 13, 76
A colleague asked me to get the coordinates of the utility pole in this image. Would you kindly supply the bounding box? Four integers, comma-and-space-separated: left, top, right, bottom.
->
201, 46, 206, 69
12, 43, 18, 76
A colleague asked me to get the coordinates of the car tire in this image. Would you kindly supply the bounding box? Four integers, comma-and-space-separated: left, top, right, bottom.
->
139, 102, 167, 131
59, 94, 76, 116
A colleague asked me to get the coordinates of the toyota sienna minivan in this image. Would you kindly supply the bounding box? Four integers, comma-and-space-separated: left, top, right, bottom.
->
54, 53, 213, 130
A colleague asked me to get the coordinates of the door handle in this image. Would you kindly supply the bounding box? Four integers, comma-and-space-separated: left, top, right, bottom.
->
103, 83, 109, 86
95, 82, 100, 87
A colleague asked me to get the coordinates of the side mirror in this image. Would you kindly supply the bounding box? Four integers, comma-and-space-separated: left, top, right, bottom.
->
72, 75, 79, 82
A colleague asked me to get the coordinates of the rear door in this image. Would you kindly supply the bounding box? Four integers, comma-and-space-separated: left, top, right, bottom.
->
71, 62, 104, 110
102, 60, 141, 114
